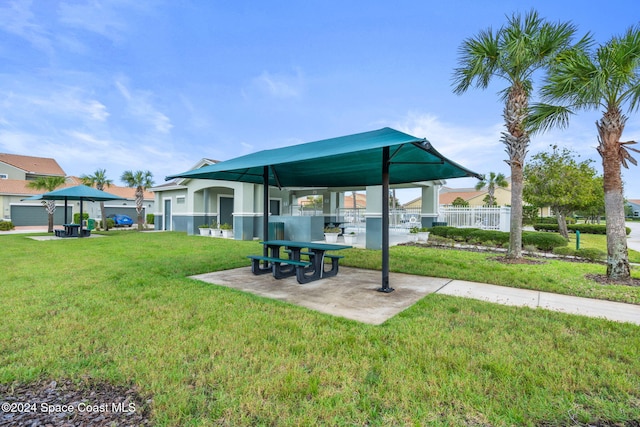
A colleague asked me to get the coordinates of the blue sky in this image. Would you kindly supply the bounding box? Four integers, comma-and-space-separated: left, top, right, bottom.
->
1, 0, 639, 202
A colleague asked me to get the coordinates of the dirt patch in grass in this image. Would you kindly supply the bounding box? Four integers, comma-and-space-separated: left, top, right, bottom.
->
586, 273, 640, 287
0, 378, 152, 426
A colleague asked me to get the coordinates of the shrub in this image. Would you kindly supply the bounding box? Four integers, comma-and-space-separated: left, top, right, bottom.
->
569, 224, 631, 235
537, 217, 559, 224
429, 226, 455, 238
575, 248, 606, 262
426, 234, 455, 246
99, 218, 115, 229
73, 212, 89, 224
467, 229, 509, 247
522, 232, 568, 251
533, 223, 559, 232
552, 247, 576, 257
0, 220, 15, 231
146, 214, 155, 225
533, 223, 630, 235
447, 227, 480, 242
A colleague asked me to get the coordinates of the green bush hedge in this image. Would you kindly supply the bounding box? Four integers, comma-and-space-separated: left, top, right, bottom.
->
521, 232, 568, 251
576, 248, 606, 262
0, 220, 15, 231
533, 223, 631, 235
146, 214, 155, 225
536, 217, 576, 225
429, 226, 567, 251
467, 229, 510, 247
73, 212, 90, 224
552, 246, 606, 262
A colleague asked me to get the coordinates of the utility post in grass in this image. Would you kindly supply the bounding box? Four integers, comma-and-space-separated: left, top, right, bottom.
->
121, 170, 154, 231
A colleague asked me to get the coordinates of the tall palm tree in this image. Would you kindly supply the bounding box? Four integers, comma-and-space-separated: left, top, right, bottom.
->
530, 25, 640, 280
475, 172, 509, 206
80, 169, 113, 231
452, 10, 588, 258
27, 176, 67, 232
121, 170, 154, 230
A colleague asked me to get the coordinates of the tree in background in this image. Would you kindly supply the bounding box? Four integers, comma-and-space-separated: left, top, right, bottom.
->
451, 197, 470, 207
301, 196, 323, 213
576, 177, 605, 224
475, 172, 508, 206
27, 176, 66, 233
522, 205, 540, 226
121, 170, 154, 231
530, 25, 640, 279
453, 9, 588, 259
523, 146, 600, 239
80, 169, 113, 230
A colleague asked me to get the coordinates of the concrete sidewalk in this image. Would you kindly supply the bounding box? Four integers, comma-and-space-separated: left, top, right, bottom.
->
437, 280, 640, 325
193, 267, 640, 326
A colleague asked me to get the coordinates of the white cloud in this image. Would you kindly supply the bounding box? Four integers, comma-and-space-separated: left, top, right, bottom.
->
0, 0, 53, 54
58, 0, 128, 42
251, 69, 305, 99
115, 78, 173, 134
1, 88, 109, 124
395, 112, 506, 176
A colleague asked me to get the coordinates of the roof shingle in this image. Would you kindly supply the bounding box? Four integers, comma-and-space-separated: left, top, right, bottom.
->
0, 153, 66, 176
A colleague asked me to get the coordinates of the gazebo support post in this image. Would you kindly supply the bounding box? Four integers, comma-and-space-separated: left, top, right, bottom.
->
63, 196, 69, 224
262, 166, 270, 262
378, 146, 394, 292
79, 198, 84, 238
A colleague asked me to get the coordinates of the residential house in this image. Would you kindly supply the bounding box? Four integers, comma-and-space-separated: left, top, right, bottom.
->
152, 158, 442, 246
628, 199, 640, 218
0, 153, 154, 226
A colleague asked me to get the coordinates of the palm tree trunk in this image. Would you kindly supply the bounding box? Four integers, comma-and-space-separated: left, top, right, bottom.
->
598, 109, 630, 279
136, 186, 144, 231
45, 200, 56, 233
503, 83, 529, 259
508, 161, 524, 258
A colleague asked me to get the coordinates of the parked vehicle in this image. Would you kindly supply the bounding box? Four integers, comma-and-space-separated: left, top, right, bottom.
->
108, 214, 134, 227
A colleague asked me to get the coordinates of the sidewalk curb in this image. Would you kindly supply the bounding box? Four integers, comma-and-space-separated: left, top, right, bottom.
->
436, 280, 640, 326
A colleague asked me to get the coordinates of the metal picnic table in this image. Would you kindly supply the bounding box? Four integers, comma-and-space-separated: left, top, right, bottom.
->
249, 240, 352, 284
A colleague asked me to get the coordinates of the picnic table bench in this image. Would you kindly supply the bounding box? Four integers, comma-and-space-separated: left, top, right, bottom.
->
54, 224, 91, 238
248, 240, 351, 284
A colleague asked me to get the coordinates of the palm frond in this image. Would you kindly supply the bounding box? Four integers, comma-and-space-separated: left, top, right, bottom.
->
452, 28, 500, 94
528, 103, 572, 134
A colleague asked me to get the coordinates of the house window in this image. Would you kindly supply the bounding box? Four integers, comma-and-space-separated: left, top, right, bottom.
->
176, 196, 185, 205
0, 174, 7, 179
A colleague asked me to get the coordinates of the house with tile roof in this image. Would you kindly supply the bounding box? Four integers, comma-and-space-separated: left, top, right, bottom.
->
0, 153, 154, 227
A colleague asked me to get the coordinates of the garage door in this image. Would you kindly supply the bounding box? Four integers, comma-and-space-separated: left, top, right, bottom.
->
11, 205, 73, 226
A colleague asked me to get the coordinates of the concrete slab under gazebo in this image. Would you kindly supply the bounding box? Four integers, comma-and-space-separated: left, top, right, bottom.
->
167, 127, 480, 292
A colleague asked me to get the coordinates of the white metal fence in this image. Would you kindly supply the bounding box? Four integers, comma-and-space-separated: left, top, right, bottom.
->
438, 205, 510, 232
291, 205, 510, 232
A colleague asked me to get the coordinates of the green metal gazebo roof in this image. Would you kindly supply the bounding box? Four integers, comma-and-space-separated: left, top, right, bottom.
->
167, 127, 481, 186
24, 184, 125, 201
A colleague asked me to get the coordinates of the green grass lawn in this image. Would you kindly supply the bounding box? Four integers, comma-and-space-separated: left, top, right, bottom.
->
1, 231, 639, 426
